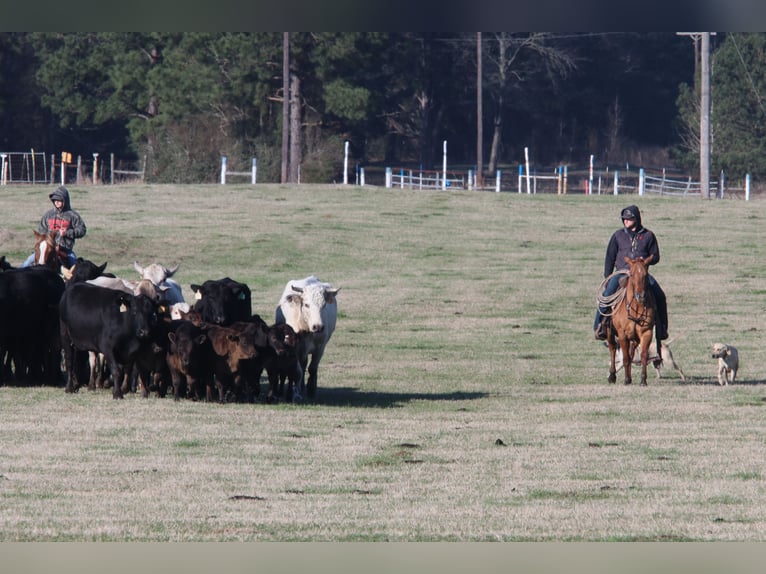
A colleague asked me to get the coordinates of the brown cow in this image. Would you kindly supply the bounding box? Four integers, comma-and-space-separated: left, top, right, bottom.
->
206, 324, 259, 402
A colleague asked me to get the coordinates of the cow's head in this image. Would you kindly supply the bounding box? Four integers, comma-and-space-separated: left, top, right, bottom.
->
288, 284, 339, 333
120, 294, 158, 340
169, 324, 206, 369
134, 261, 179, 285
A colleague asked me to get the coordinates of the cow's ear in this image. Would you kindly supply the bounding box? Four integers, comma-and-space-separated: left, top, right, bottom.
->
325, 288, 340, 304
190, 284, 202, 300
133, 261, 144, 275
98, 262, 108, 273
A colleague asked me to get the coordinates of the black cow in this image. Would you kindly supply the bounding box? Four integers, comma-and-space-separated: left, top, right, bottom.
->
190, 277, 251, 326
65, 258, 110, 284
59, 282, 159, 399
0, 267, 65, 385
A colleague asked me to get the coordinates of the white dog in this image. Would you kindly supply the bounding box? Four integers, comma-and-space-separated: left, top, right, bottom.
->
613, 341, 687, 382
711, 343, 739, 386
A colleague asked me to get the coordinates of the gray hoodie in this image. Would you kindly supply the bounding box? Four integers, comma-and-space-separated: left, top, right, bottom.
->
38, 185, 86, 252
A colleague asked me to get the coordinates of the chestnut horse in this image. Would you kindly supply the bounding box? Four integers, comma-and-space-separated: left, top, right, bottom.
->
606, 255, 657, 386
33, 230, 65, 272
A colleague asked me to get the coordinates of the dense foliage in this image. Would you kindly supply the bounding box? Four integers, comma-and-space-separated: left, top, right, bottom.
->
4, 32, 758, 183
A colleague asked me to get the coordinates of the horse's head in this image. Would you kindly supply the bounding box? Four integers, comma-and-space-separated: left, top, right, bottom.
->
623, 254, 653, 304
33, 230, 61, 271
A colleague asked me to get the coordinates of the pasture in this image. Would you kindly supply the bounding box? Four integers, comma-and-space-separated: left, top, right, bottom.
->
1, 183, 766, 541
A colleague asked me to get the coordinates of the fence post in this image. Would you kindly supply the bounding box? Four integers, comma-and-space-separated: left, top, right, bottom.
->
468, 169, 473, 191
251, 158, 257, 184
588, 154, 594, 196
220, 156, 227, 185
613, 170, 619, 195
385, 167, 392, 188
110, 153, 115, 184
524, 147, 531, 194
92, 153, 99, 184
496, 170, 501, 192
746, 173, 751, 201
360, 167, 365, 186
639, 168, 645, 196
563, 165, 568, 194
720, 170, 725, 198
343, 141, 349, 185
442, 140, 447, 190
557, 166, 562, 194
518, 165, 523, 194
0, 154, 6, 185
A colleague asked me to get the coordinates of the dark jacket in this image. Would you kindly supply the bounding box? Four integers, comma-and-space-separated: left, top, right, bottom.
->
38, 186, 86, 252
603, 205, 660, 277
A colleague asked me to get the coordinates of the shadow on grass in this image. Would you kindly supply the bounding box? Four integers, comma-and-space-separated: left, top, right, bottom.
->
313, 386, 489, 408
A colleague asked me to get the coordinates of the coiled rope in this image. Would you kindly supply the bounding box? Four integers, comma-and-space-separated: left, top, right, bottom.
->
595, 269, 629, 317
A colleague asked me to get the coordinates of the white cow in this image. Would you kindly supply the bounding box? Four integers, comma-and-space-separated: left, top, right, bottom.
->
133, 261, 185, 305
276, 275, 339, 401
133, 261, 179, 285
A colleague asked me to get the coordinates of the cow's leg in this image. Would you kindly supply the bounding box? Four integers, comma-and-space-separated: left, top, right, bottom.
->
109, 360, 124, 399
61, 329, 80, 394
306, 348, 325, 399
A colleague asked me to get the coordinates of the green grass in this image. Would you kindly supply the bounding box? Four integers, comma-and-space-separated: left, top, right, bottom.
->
1, 183, 766, 541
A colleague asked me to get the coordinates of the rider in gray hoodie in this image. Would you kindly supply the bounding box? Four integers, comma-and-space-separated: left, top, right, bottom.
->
21, 185, 87, 268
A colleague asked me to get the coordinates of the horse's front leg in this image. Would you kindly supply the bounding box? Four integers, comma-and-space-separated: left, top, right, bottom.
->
619, 337, 632, 385
639, 331, 653, 386
607, 343, 617, 384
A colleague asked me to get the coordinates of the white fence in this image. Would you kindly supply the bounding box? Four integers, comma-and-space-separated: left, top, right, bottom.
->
0, 152, 49, 184
220, 157, 257, 185
386, 168, 465, 190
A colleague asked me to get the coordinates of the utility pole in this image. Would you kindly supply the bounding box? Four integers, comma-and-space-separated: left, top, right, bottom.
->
281, 32, 290, 184
700, 32, 711, 199
678, 32, 715, 199
476, 32, 483, 189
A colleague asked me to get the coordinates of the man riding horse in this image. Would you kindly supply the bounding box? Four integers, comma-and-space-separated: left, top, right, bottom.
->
21, 185, 86, 269
594, 205, 668, 342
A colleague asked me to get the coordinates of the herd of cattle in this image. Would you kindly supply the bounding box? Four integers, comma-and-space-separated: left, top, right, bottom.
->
0, 254, 339, 403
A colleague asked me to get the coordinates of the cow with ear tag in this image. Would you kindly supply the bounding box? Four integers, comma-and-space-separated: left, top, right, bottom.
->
59, 282, 159, 399
275, 275, 339, 401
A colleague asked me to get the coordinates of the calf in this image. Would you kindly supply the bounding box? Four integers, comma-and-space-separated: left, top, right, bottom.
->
206, 323, 259, 403
229, 315, 270, 401
59, 283, 159, 399
265, 322, 302, 403
166, 320, 210, 401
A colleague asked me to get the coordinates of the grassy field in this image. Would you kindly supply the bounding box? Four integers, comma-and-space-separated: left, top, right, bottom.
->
1, 183, 766, 541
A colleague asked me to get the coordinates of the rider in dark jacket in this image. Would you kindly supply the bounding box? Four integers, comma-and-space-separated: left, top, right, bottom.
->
594, 205, 668, 341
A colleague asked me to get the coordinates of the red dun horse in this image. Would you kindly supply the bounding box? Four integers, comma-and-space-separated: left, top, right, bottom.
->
33, 230, 64, 273
607, 255, 656, 386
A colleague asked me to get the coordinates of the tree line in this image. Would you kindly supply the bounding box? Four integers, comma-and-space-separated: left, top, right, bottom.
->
0, 32, 763, 184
